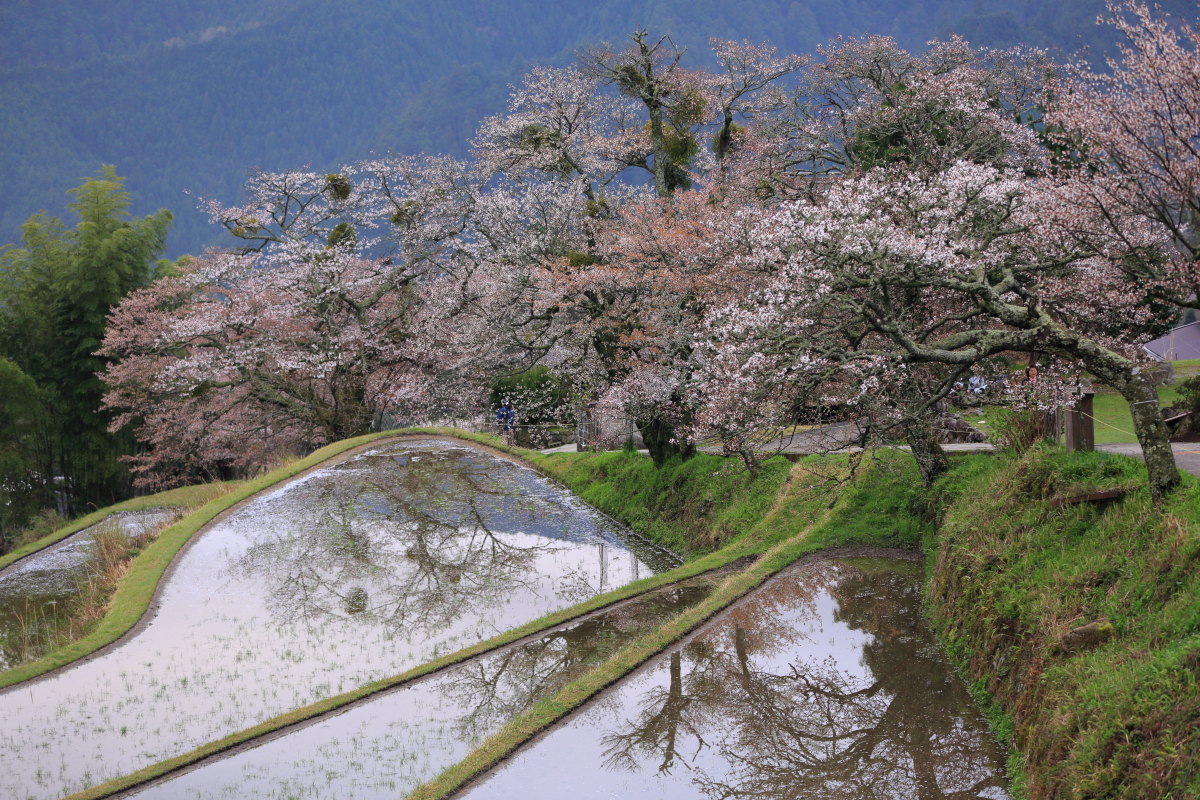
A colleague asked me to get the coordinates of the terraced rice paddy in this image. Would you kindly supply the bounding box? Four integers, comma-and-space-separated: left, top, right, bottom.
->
0, 439, 673, 800
0, 510, 180, 670
1, 439, 1010, 800
127, 575, 720, 799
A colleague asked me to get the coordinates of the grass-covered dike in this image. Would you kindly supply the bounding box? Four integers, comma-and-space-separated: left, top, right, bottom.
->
529, 447, 927, 557
926, 447, 1200, 799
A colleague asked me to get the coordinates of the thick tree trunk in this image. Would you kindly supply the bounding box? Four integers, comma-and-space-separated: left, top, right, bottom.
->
647, 102, 671, 199
637, 415, 694, 467
903, 417, 949, 486
1070, 332, 1181, 500
1118, 375, 1180, 500
715, 110, 734, 163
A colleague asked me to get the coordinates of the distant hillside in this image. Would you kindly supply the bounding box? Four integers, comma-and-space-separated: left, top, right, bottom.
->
2, 0, 1193, 256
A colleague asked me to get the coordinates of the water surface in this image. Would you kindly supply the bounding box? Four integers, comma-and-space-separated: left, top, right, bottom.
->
130, 576, 719, 799
462, 557, 1009, 800
0, 439, 673, 800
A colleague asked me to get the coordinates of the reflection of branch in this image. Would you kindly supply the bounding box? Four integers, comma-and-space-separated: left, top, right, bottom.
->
601, 651, 708, 776
594, 565, 1008, 800
789, 665, 883, 701
446, 583, 719, 744
443, 634, 577, 739
232, 447, 564, 635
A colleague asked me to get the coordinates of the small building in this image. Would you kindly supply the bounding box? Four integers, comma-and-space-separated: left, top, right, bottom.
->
1144, 321, 1200, 361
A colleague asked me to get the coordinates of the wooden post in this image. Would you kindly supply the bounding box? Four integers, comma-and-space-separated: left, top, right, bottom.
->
1077, 390, 1095, 452
1065, 389, 1095, 453
1042, 408, 1061, 445
576, 405, 593, 452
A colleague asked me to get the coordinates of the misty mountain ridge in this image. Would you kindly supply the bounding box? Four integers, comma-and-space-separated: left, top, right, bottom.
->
2, 0, 1194, 257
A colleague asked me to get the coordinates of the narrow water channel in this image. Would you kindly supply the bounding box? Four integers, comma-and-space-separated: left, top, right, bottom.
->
126, 574, 722, 799
460, 556, 1009, 800
0, 439, 674, 800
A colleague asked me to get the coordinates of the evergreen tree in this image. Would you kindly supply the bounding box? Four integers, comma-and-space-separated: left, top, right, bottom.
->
0, 166, 171, 526
0, 358, 51, 545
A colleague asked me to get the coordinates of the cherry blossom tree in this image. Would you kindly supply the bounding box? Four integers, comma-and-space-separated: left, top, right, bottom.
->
102, 158, 506, 486
707, 39, 807, 181
751, 34, 1053, 199
697, 161, 1182, 494
472, 66, 642, 200
478, 35, 1058, 470
526, 187, 772, 462
99, 25, 1194, 497
1048, 0, 1200, 312
582, 29, 716, 198
101, 247, 433, 486
468, 35, 802, 463
685, 35, 1065, 482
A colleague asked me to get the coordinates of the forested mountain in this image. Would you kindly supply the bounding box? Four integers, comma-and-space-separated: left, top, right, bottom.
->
2, 0, 1194, 256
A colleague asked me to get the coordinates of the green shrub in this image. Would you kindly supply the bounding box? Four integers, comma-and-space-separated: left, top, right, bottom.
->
987, 408, 1050, 454
1178, 375, 1200, 415
489, 366, 575, 425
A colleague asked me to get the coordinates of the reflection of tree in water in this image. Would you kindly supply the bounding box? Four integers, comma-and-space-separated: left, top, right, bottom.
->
601, 561, 1007, 799
599, 568, 830, 779
233, 447, 565, 635
440, 584, 713, 742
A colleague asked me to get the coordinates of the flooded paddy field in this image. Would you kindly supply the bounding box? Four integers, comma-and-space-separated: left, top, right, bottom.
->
0, 510, 180, 671
0, 439, 675, 800
461, 556, 1010, 800
127, 574, 721, 799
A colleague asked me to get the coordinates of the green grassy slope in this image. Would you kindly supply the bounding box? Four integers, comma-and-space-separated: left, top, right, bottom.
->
927, 446, 1200, 799
531, 448, 928, 556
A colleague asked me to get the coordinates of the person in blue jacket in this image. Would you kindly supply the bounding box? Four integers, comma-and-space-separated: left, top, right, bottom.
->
496, 402, 516, 442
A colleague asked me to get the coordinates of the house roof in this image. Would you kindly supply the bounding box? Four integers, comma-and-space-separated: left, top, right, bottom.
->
1144, 321, 1200, 361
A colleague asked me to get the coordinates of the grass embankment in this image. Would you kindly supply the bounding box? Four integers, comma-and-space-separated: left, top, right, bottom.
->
530, 448, 925, 557
926, 446, 1200, 799
532, 448, 793, 555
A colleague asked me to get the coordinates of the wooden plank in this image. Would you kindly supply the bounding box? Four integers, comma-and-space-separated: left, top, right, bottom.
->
1049, 487, 1127, 508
